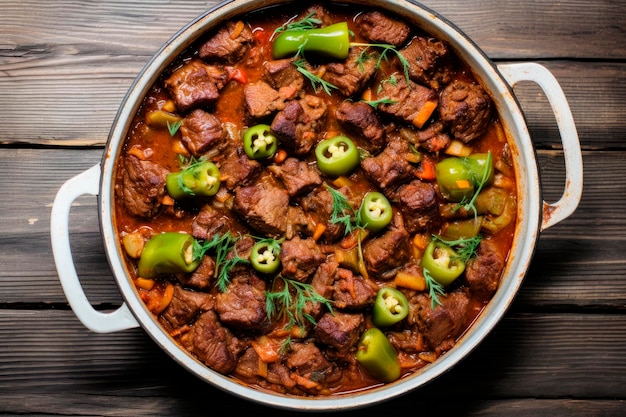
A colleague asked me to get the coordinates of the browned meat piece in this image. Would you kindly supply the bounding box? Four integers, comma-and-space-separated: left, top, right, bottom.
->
178, 255, 215, 290
232, 176, 290, 237
464, 240, 505, 300
280, 236, 325, 281
415, 120, 451, 153
180, 109, 225, 156
408, 291, 471, 350
395, 180, 441, 234
218, 143, 262, 190
160, 286, 213, 329
315, 311, 364, 352
286, 342, 337, 385
360, 136, 416, 191
119, 154, 167, 218
164, 60, 229, 112
332, 268, 378, 309
263, 58, 305, 92
199, 20, 253, 64
298, 186, 347, 243
322, 47, 378, 97
271, 95, 327, 156
192, 204, 242, 241
268, 157, 322, 197
335, 101, 385, 153
400, 36, 453, 88
179, 310, 244, 374
303, 259, 338, 320
215, 272, 269, 329
356, 10, 411, 46
376, 75, 438, 127
362, 221, 411, 278
244, 80, 297, 118
439, 78, 493, 143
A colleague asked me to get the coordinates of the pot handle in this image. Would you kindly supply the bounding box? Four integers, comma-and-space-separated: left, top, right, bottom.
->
498, 62, 583, 231
51, 164, 140, 333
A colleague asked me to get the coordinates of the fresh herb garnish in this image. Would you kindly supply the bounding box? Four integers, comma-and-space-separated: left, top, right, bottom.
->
294, 58, 339, 95
455, 151, 493, 217
325, 184, 360, 234
193, 232, 249, 292
362, 97, 397, 108
266, 275, 334, 330
175, 156, 206, 196
167, 119, 183, 136
273, 12, 322, 36
432, 235, 483, 264
352, 42, 411, 84
423, 268, 445, 308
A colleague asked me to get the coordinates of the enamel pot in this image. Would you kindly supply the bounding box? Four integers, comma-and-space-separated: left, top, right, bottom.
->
51, 0, 583, 411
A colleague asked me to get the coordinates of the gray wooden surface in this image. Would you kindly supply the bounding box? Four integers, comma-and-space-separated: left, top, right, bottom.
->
1, 0, 625, 415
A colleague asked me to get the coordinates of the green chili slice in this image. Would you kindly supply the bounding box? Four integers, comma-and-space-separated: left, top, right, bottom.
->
137, 232, 200, 279
272, 22, 350, 60
250, 239, 281, 275
315, 135, 360, 177
421, 240, 465, 287
243, 124, 278, 160
356, 328, 401, 383
358, 192, 393, 232
166, 160, 221, 199
372, 287, 409, 327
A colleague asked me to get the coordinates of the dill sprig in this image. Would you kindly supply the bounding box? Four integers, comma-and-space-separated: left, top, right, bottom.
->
294, 58, 338, 95
272, 12, 322, 37
352, 42, 411, 84
423, 268, 445, 309
455, 151, 493, 217
432, 235, 483, 264
166, 119, 183, 136
325, 184, 358, 234
362, 97, 397, 108
193, 232, 249, 292
266, 275, 334, 330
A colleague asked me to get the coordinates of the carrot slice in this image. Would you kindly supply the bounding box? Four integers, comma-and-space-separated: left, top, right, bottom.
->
412, 100, 438, 128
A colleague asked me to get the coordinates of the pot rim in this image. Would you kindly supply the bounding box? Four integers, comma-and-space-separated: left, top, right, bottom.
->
98, 0, 541, 410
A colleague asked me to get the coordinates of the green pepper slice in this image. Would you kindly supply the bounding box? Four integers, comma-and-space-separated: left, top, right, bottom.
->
243, 124, 278, 160
421, 240, 465, 287
166, 160, 221, 199
315, 135, 360, 177
137, 232, 200, 279
435, 152, 494, 203
358, 192, 393, 232
372, 287, 409, 327
356, 328, 401, 383
272, 22, 350, 60
250, 239, 281, 275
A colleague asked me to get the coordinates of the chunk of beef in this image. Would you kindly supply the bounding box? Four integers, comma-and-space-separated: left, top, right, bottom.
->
199, 20, 253, 65
180, 109, 225, 156
161, 286, 213, 329
120, 154, 167, 218
408, 291, 471, 350
395, 180, 441, 234
400, 36, 453, 88
280, 236, 325, 281
362, 220, 411, 278
232, 176, 290, 237
315, 311, 364, 352
218, 143, 262, 190
376, 75, 438, 128
335, 101, 385, 153
298, 186, 346, 243
215, 271, 269, 330
415, 120, 451, 153
178, 255, 215, 290
179, 310, 243, 374
263, 58, 305, 92
271, 95, 327, 156
268, 158, 322, 197
303, 259, 338, 320
361, 136, 416, 191
286, 341, 338, 388
192, 204, 241, 241
322, 47, 378, 97
164, 60, 230, 112
356, 11, 411, 47
244, 80, 293, 119
332, 268, 378, 309
464, 240, 505, 300
439, 78, 493, 143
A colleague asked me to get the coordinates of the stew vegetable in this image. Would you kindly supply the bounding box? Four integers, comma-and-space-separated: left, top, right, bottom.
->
114, 2, 517, 396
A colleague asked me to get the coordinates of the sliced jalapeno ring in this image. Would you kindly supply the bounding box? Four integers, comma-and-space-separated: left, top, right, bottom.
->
315, 135, 360, 177
421, 240, 465, 287
250, 240, 281, 275
435, 151, 494, 203
372, 287, 409, 327
243, 124, 278, 160
356, 327, 401, 383
166, 160, 221, 199
137, 232, 200, 279
359, 192, 393, 232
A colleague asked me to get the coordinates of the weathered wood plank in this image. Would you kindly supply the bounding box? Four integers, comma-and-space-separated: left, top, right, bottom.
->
0, 149, 623, 308
0, 310, 624, 414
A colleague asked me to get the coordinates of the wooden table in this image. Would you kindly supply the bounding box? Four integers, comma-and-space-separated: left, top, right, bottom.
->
1, 0, 624, 415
